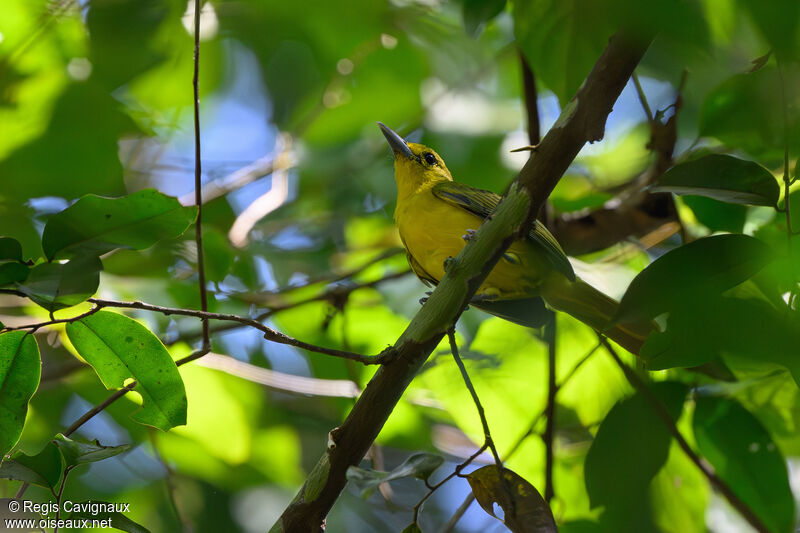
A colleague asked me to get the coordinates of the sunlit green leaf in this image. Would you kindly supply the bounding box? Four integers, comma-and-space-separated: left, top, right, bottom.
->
653, 154, 779, 207
42, 189, 198, 260
584, 382, 688, 508
614, 234, 774, 323
66, 311, 187, 430
693, 395, 793, 533
0, 331, 40, 457
466, 465, 556, 533
16, 255, 102, 312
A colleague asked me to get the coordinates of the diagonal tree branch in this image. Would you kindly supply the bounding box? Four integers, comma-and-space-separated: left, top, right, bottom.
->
273, 28, 653, 532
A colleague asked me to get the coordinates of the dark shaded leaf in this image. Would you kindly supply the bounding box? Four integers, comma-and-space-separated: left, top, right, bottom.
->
0, 442, 64, 490
653, 154, 779, 207
466, 465, 556, 533
739, 0, 799, 61
462, 0, 506, 37
66, 311, 187, 430
0, 262, 29, 286
42, 189, 197, 260
641, 295, 800, 379
584, 382, 688, 508
401, 524, 423, 533
53, 434, 130, 467
0, 332, 40, 457
346, 452, 444, 497
614, 234, 773, 323
16, 255, 102, 312
694, 396, 794, 533
514, 0, 613, 105
68, 501, 151, 533
0, 237, 22, 262
699, 66, 800, 159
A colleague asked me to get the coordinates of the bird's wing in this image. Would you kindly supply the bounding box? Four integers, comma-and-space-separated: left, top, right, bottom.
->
432, 181, 575, 281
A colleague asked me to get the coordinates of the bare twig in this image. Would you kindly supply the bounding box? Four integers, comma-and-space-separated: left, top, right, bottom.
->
412, 444, 489, 526
632, 72, 654, 122
192, 0, 210, 351
599, 336, 770, 533
11, 298, 385, 364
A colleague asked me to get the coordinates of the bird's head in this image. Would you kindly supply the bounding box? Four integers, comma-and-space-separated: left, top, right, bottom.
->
378, 122, 452, 197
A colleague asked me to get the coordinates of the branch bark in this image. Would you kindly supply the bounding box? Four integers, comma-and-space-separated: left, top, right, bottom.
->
273, 29, 653, 531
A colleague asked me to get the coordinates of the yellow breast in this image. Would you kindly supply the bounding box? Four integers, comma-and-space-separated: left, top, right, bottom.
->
394, 186, 546, 299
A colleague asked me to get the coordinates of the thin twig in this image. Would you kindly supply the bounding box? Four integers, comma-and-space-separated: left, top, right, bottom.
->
599, 336, 770, 533
632, 72, 654, 123
442, 342, 601, 530
192, 0, 210, 351
8, 298, 385, 364
446, 329, 517, 519
63, 382, 138, 437
412, 444, 489, 526
447, 330, 502, 468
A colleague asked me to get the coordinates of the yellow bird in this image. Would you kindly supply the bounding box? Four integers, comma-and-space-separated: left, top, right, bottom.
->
378, 123, 653, 354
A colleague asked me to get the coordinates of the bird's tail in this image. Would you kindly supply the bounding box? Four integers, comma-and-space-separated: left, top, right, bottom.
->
540, 276, 655, 355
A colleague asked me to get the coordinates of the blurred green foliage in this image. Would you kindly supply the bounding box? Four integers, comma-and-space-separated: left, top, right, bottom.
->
0, 0, 799, 531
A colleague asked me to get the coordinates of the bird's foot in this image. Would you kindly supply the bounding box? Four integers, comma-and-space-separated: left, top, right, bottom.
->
462, 229, 477, 241
419, 291, 433, 305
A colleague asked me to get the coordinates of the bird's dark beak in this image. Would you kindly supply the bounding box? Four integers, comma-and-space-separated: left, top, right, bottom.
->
378, 122, 415, 160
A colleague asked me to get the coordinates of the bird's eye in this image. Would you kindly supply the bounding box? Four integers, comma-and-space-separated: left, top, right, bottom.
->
423, 153, 437, 165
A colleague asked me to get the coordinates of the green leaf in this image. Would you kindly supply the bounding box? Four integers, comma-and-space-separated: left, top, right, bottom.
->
0, 442, 64, 490
466, 465, 557, 533
0, 237, 23, 262
584, 382, 688, 508
346, 452, 444, 498
462, 0, 506, 38
614, 234, 773, 324
67, 501, 152, 533
0, 331, 41, 457
739, 0, 800, 61
653, 154, 779, 207
699, 66, 800, 159
53, 434, 130, 467
401, 524, 424, 533
682, 195, 748, 233
66, 311, 187, 430
641, 295, 800, 377
42, 189, 198, 260
0, 262, 29, 286
514, 0, 613, 105
693, 396, 793, 533
16, 255, 102, 312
